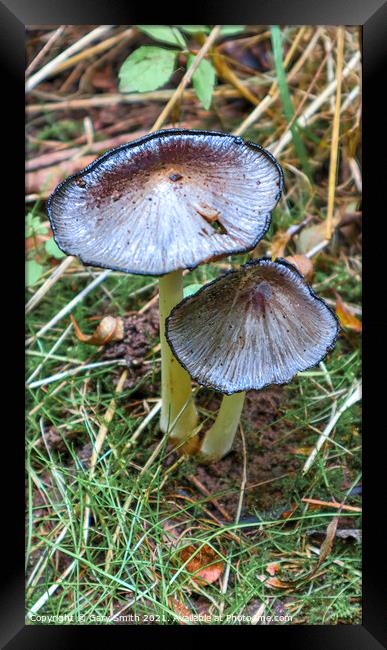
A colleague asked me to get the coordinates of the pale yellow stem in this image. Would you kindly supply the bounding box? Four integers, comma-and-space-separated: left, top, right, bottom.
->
159, 271, 198, 442
198, 392, 246, 463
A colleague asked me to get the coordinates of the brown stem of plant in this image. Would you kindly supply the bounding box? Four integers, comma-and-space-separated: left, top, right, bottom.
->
150, 25, 221, 132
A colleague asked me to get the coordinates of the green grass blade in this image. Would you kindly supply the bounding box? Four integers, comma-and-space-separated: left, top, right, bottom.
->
270, 25, 312, 179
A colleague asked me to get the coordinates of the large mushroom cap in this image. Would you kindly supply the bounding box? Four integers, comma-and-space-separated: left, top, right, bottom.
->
166, 258, 339, 394
47, 129, 283, 276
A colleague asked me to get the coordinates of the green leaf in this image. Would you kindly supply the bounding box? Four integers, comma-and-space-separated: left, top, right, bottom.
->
45, 237, 66, 259
119, 46, 177, 93
26, 260, 44, 287
188, 54, 216, 109
137, 26, 186, 48
25, 212, 48, 237
180, 25, 210, 35
183, 283, 203, 298
220, 26, 245, 36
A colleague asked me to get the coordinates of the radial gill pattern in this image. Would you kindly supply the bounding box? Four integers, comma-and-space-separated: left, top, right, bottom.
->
166, 259, 339, 394
47, 129, 283, 276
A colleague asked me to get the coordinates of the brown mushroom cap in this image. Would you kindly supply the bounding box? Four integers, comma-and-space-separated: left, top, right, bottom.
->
47, 129, 283, 276
166, 258, 339, 394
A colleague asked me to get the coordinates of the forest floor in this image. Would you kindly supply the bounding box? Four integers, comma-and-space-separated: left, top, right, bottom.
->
26, 25, 362, 625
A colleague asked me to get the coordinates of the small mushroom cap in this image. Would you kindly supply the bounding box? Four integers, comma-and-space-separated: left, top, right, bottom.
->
166, 258, 339, 394
47, 129, 283, 276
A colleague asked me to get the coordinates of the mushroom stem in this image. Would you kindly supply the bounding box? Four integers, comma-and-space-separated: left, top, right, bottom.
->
197, 392, 246, 463
159, 271, 198, 441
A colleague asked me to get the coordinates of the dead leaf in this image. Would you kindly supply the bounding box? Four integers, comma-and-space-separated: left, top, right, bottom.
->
317, 516, 339, 569
290, 446, 314, 456
26, 156, 95, 195
307, 528, 362, 543
296, 215, 340, 254
168, 597, 192, 624
266, 562, 280, 576
284, 255, 314, 282
71, 314, 124, 345
269, 230, 291, 258
257, 575, 293, 589
179, 544, 224, 585
335, 295, 362, 332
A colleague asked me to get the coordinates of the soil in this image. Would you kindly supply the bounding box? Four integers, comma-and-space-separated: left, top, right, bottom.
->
104, 305, 160, 393
183, 387, 302, 518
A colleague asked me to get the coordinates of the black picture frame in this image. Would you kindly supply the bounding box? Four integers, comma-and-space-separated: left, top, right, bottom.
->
2, 1, 386, 647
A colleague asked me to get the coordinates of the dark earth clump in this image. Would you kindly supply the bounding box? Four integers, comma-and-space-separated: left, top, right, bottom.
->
192, 387, 301, 516
104, 304, 159, 391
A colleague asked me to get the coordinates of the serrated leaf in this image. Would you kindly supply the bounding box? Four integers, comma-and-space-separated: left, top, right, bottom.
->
187, 54, 216, 109
183, 283, 202, 298
26, 260, 44, 287
45, 237, 66, 259
137, 26, 186, 48
220, 26, 245, 36
119, 46, 177, 93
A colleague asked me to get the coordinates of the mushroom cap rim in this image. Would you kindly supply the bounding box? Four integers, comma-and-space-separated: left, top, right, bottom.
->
46, 128, 284, 276
165, 256, 340, 395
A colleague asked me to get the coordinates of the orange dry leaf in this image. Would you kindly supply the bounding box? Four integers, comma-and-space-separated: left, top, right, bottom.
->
168, 597, 192, 624
257, 575, 293, 589
266, 562, 280, 576
180, 544, 224, 585
335, 295, 362, 332
284, 255, 314, 282
290, 446, 314, 456
71, 314, 124, 345
317, 516, 339, 568
269, 231, 291, 258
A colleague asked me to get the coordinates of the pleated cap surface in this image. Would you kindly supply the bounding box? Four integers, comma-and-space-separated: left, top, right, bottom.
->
47, 129, 283, 276
166, 259, 339, 394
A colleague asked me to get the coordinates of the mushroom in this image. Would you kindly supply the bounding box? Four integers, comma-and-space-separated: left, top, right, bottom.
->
166, 258, 339, 462
47, 129, 283, 444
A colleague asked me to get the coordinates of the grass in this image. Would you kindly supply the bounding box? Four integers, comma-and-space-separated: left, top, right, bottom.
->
25, 25, 361, 625
25, 252, 362, 625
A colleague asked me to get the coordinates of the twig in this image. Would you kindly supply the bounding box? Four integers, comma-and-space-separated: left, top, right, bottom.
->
326, 28, 345, 240
187, 474, 233, 522
270, 51, 360, 157
301, 498, 361, 513
26, 25, 114, 92
305, 239, 330, 258
26, 556, 78, 617
26, 121, 200, 171
233, 27, 323, 137
25, 255, 75, 313
26, 83, 268, 114
150, 25, 221, 132
53, 28, 135, 76
25, 26, 65, 77
302, 381, 362, 474
26, 323, 73, 384
26, 269, 112, 345
27, 359, 126, 389
271, 49, 330, 157
125, 401, 162, 449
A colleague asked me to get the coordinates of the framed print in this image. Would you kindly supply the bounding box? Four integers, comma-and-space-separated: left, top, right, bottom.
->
0, 0, 386, 647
